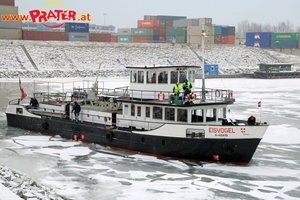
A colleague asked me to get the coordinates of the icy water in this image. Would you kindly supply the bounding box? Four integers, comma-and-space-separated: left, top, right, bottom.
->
0, 78, 300, 200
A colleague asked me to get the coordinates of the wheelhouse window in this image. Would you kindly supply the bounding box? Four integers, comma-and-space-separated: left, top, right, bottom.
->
177, 109, 187, 122
131, 70, 137, 83
137, 106, 141, 117
153, 106, 162, 119
138, 71, 144, 83
171, 71, 178, 84
158, 71, 168, 84
131, 104, 135, 116
146, 107, 150, 118
124, 104, 129, 115
147, 71, 156, 83
165, 107, 175, 121
206, 108, 217, 121
188, 70, 195, 83
179, 71, 187, 83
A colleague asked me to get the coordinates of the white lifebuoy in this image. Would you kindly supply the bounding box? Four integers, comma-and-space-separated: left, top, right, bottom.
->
228, 91, 233, 98
215, 90, 221, 97
158, 93, 165, 100
56, 97, 61, 103
104, 116, 108, 122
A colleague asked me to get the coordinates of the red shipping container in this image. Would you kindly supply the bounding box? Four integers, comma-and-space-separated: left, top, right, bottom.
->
165, 20, 173, 27
89, 33, 111, 42
137, 20, 160, 28
111, 35, 117, 42
0, 0, 14, 6
227, 35, 235, 44
131, 36, 152, 43
39, 31, 66, 41
221, 36, 228, 44
153, 27, 166, 36
22, 30, 40, 40
159, 36, 166, 42
214, 35, 221, 44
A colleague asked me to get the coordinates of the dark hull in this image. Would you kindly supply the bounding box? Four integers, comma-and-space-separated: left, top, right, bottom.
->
6, 114, 261, 165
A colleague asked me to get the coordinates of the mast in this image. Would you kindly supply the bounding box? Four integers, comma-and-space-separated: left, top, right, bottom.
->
201, 24, 206, 102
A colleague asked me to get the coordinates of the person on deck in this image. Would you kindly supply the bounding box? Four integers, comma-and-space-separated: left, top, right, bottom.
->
247, 115, 256, 126
183, 79, 192, 100
173, 82, 181, 100
72, 101, 81, 122
65, 101, 70, 119
30, 96, 39, 109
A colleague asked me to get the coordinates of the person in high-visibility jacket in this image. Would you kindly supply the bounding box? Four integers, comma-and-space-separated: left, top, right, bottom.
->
183, 79, 192, 100
173, 82, 181, 99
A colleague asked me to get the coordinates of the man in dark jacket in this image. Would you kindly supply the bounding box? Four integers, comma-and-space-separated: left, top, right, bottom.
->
72, 101, 81, 122
30, 96, 39, 109
65, 101, 70, 119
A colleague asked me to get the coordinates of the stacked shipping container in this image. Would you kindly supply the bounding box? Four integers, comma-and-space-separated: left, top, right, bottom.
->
0, 1, 22, 40
246, 32, 271, 48
65, 22, 89, 42
214, 25, 235, 44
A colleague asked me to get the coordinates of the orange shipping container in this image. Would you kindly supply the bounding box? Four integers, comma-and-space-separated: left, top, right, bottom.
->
221, 36, 228, 44
22, 30, 66, 41
137, 20, 160, 28
131, 36, 152, 43
297, 41, 300, 48
89, 33, 111, 42
227, 35, 235, 44
153, 27, 166, 36
111, 35, 117, 42
165, 20, 173, 27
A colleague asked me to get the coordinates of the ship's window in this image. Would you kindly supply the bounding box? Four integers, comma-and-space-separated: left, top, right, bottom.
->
206, 108, 217, 121
124, 104, 129, 115
137, 106, 141, 117
171, 71, 178, 84
218, 108, 225, 120
191, 109, 203, 123
131, 104, 135, 116
146, 71, 156, 83
177, 109, 187, 122
158, 71, 168, 84
16, 108, 23, 114
131, 70, 137, 83
153, 106, 162, 119
146, 107, 150, 118
165, 107, 175, 121
138, 71, 144, 83
179, 71, 187, 83
188, 70, 195, 83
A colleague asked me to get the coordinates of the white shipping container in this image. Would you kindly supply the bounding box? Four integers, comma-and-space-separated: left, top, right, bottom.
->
198, 18, 212, 26
187, 25, 214, 36
66, 32, 89, 42
0, 5, 18, 14
187, 35, 214, 45
0, 28, 22, 40
173, 19, 199, 27
117, 28, 132, 36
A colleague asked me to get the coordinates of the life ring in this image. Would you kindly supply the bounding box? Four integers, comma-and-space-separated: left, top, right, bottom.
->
215, 90, 221, 97
56, 98, 61, 103
158, 93, 165, 100
104, 116, 107, 122
228, 91, 233, 98
81, 134, 85, 141
106, 131, 114, 141
193, 94, 197, 100
42, 122, 49, 130
73, 134, 78, 141
187, 94, 191, 100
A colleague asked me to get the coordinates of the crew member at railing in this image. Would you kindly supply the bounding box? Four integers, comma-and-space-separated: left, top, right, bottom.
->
183, 79, 192, 100
72, 101, 81, 122
247, 115, 256, 126
173, 82, 181, 100
65, 101, 70, 119
30, 96, 39, 109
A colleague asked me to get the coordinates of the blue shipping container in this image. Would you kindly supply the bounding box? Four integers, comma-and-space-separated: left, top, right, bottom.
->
214, 26, 222, 35
153, 35, 160, 41
157, 15, 186, 22
246, 32, 271, 40
204, 64, 219, 75
221, 27, 228, 36
271, 41, 298, 48
65, 23, 89, 33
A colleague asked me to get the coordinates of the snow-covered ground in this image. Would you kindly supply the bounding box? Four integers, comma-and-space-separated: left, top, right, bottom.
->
1, 40, 300, 79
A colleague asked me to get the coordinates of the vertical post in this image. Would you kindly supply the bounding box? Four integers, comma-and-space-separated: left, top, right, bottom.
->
103, 13, 107, 26
201, 25, 206, 102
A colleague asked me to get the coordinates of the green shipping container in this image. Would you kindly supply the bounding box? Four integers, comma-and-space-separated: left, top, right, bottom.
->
228, 26, 235, 35
166, 27, 187, 36
166, 35, 186, 44
117, 36, 131, 43
131, 28, 153, 36
271, 33, 299, 41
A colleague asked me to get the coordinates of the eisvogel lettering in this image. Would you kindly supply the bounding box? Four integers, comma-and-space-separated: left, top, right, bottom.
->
209, 127, 235, 133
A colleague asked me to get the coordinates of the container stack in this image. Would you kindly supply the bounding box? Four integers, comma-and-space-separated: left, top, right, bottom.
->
185, 18, 214, 45
271, 33, 299, 48
0, 0, 22, 40
65, 22, 89, 42
246, 32, 271, 47
214, 25, 235, 44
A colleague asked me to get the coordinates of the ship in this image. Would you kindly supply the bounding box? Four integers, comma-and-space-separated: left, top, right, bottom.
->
5, 65, 268, 165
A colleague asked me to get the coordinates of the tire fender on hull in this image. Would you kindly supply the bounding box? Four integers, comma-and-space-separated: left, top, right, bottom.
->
42, 122, 49, 130
106, 131, 114, 141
